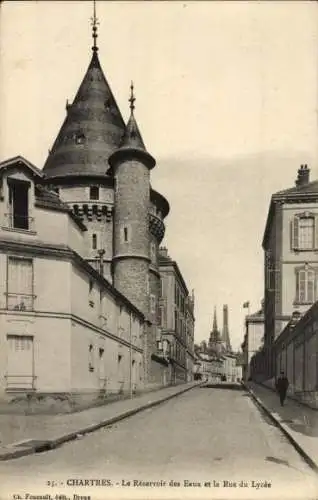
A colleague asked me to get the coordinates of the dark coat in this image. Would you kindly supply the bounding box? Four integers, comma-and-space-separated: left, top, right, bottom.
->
276, 376, 289, 393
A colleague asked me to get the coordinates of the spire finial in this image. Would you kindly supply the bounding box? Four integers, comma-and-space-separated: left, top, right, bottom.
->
90, 0, 99, 52
129, 81, 136, 114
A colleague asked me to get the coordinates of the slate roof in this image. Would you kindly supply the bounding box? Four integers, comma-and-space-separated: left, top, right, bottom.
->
43, 51, 126, 179
274, 180, 318, 199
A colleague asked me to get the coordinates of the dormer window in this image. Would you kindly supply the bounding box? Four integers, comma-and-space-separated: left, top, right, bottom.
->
7, 178, 31, 230
75, 133, 85, 145
90, 186, 99, 200
104, 99, 111, 111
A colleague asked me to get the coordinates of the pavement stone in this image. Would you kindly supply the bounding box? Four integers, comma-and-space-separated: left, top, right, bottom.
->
245, 381, 318, 473
0, 381, 201, 461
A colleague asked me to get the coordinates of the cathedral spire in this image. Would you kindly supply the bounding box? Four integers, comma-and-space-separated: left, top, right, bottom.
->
90, 0, 99, 52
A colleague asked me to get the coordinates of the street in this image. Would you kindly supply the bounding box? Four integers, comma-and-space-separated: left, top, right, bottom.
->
0, 386, 317, 500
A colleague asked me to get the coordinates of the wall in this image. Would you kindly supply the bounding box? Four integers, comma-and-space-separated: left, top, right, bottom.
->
274, 305, 318, 408
0, 315, 72, 396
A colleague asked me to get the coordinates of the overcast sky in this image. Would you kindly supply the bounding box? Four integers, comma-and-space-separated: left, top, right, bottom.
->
1, 1, 318, 351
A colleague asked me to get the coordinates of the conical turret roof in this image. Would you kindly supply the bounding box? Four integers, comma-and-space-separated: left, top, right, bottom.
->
43, 50, 126, 179
108, 84, 155, 171
121, 112, 146, 150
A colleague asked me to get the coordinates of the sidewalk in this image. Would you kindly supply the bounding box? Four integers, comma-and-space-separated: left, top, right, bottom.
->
0, 381, 200, 461
245, 382, 318, 472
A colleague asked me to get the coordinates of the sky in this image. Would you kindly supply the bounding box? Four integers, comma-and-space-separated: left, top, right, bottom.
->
1, 1, 318, 351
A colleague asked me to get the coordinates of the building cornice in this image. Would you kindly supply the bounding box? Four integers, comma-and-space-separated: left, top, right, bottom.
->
0, 310, 143, 353
0, 238, 146, 321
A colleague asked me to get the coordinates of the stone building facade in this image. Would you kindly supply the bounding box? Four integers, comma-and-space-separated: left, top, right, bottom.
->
241, 304, 264, 382
158, 248, 195, 384
0, 19, 195, 404
0, 157, 146, 402
261, 164, 318, 380
273, 306, 318, 408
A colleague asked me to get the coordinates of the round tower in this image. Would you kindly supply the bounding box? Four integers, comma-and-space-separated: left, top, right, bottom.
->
42, 24, 126, 281
109, 84, 155, 316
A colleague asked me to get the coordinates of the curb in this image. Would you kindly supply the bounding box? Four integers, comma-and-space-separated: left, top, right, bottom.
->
243, 383, 318, 474
0, 382, 201, 461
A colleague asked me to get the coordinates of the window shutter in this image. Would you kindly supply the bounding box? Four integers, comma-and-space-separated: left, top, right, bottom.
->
308, 270, 315, 303
297, 269, 306, 303
292, 216, 299, 250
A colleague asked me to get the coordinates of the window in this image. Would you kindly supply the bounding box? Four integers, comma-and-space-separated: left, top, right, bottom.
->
75, 133, 85, 145
89, 344, 94, 371
92, 233, 97, 250
124, 227, 128, 242
7, 178, 31, 230
292, 213, 317, 251
299, 217, 314, 249
150, 242, 156, 262
7, 257, 34, 311
150, 294, 156, 314
296, 266, 316, 304
90, 186, 99, 200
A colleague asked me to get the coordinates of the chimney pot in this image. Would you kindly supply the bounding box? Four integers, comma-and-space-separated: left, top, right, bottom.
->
295, 164, 310, 187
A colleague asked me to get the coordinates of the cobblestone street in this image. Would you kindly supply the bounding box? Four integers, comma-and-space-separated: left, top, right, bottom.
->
0, 387, 317, 500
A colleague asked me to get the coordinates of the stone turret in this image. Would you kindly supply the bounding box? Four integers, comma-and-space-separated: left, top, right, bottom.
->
108, 84, 155, 315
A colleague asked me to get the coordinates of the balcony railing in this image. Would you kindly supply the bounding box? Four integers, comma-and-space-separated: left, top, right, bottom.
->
6, 293, 34, 311
5, 375, 37, 391
4, 213, 35, 231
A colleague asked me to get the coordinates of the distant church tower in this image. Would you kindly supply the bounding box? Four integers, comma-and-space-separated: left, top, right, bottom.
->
222, 304, 232, 352
209, 305, 232, 355
209, 307, 223, 354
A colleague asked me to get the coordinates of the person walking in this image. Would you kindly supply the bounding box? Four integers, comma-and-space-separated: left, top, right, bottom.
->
276, 371, 289, 406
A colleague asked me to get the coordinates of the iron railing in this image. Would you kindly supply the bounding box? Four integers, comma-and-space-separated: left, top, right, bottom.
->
6, 293, 34, 311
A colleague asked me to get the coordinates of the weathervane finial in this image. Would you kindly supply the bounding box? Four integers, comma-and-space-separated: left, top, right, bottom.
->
90, 0, 99, 52
129, 81, 136, 114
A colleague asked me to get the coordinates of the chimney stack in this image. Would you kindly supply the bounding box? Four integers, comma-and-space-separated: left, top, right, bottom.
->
295, 164, 310, 187
159, 246, 168, 258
